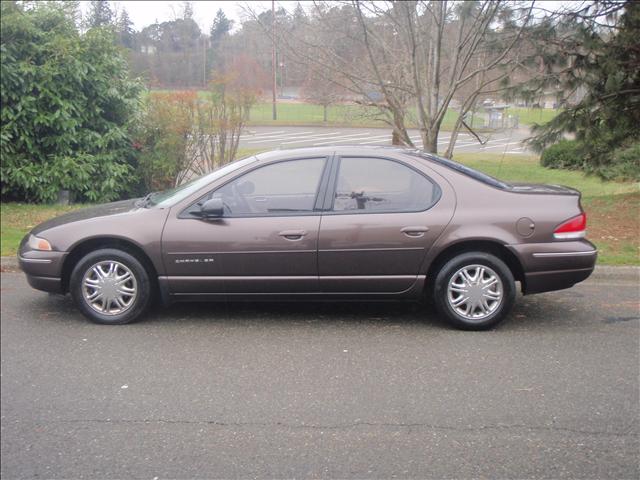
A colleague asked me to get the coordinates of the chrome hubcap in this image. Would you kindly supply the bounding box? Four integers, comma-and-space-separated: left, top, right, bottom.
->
447, 264, 503, 321
82, 261, 137, 316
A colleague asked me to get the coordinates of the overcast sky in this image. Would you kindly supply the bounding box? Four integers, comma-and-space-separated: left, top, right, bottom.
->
80, 1, 579, 32
80, 1, 302, 31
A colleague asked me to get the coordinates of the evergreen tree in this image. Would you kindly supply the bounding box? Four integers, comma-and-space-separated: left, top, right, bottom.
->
86, 0, 112, 28
182, 1, 194, 20
210, 9, 233, 44
525, 1, 640, 179
292, 3, 306, 23
116, 8, 135, 49
207, 9, 233, 79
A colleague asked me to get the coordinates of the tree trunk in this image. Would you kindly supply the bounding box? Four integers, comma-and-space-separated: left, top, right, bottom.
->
444, 117, 464, 158
391, 109, 412, 146
423, 128, 438, 154
323, 104, 328, 123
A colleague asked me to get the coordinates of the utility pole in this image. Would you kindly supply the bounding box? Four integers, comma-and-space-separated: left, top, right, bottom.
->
203, 36, 207, 87
271, 0, 277, 120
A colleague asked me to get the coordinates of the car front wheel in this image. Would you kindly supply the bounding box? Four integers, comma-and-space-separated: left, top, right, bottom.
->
433, 252, 516, 330
70, 248, 152, 325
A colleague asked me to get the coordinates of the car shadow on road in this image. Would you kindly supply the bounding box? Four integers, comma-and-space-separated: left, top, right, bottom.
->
156, 299, 452, 328
33, 289, 601, 332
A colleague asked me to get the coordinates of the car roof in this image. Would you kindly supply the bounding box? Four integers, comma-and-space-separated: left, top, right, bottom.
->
254, 145, 416, 162
252, 145, 510, 191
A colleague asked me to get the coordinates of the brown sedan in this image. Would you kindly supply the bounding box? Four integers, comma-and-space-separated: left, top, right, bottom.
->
18, 146, 597, 329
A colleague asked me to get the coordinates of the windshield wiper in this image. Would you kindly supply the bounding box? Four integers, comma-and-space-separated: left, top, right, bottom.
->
136, 191, 158, 208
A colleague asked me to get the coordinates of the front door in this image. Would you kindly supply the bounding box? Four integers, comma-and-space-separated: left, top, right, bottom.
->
318, 156, 454, 293
162, 157, 329, 295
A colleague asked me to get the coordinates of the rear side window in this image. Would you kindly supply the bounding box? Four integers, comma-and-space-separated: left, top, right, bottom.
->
332, 157, 440, 213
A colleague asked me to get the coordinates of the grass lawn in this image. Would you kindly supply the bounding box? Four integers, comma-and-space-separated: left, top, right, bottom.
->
1, 204, 86, 257
150, 90, 517, 129
505, 107, 560, 126
2, 154, 637, 264
244, 103, 487, 129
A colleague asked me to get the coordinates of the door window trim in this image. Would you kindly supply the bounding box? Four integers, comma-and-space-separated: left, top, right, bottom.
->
179, 156, 333, 219
323, 155, 442, 215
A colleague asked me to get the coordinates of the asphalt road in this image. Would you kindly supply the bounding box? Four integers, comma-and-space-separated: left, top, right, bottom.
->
1, 272, 638, 479
239, 126, 532, 154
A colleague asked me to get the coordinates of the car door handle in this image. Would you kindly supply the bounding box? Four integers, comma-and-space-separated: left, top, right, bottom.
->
401, 226, 429, 237
278, 230, 308, 240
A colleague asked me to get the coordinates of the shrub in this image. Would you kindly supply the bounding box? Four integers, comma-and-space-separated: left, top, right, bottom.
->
135, 70, 257, 193
135, 91, 197, 192
599, 143, 640, 181
0, 3, 142, 203
540, 140, 583, 170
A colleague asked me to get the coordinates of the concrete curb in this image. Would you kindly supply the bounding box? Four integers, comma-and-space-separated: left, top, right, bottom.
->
591, 265, 639, 281
1, 256, 19, 272
1, 256, 638, 280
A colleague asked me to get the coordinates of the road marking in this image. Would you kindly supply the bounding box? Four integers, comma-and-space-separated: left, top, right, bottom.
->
355, 133, 396, 144
245, 131, 315, 141
481, 141, 524, 150
243, 130, 286, 138
239, 129, 528, 152
450, 141, 482, 148
278, 132, 345, 144
359, 138, 392, 144
245, 131, 315, 143
312, 133, 383, 145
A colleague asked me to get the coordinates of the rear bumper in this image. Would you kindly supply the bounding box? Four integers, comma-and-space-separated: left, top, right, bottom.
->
507, 240, 597, 294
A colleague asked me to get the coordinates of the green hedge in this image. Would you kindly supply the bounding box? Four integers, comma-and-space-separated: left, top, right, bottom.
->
606, 143, 640, 181
540, 140, 583, 170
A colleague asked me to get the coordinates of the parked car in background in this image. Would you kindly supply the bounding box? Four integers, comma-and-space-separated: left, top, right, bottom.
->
18, 146, 597, 329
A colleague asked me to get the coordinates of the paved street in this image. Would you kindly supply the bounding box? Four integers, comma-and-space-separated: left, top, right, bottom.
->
240, 126, 532, 154
1, 272, 638, 479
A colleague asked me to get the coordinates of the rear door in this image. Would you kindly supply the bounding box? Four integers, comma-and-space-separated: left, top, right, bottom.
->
318, 155, 454, 293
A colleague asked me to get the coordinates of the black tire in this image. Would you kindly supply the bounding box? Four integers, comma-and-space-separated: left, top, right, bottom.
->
433, 252, 516, 330
70, 248, 152, 325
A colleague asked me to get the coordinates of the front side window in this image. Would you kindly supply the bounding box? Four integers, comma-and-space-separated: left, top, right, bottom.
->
332, 157, 440, 213
209, 158, 326, 216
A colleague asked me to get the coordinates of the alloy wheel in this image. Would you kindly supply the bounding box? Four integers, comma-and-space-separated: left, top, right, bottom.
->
81, 261, 138, 316
446, 264, 503, 321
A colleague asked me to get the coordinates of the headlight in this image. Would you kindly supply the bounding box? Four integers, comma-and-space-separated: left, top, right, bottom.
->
28, 234, 52, 251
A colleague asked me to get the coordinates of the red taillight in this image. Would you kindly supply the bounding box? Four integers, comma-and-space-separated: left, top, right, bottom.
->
554, 213, 587, 239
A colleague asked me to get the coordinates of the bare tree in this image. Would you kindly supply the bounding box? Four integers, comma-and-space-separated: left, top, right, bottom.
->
253, 1, 536, 156
301, 66, 345, 122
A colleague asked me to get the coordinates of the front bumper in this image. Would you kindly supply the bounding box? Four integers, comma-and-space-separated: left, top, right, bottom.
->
507, 240, 597, 295
18, 246, 67, 294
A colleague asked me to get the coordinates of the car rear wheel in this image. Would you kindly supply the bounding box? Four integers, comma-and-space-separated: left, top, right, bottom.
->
433, 252, 516, 330
70, 248, 152, 325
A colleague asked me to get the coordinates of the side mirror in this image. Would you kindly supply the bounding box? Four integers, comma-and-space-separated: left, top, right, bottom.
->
200, 197, 224, 218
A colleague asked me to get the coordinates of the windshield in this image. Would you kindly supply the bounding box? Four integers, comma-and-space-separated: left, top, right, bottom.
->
150, 156, 258, 207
